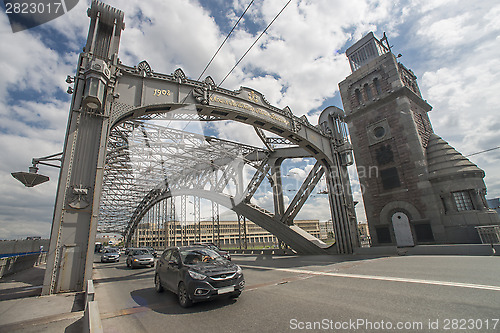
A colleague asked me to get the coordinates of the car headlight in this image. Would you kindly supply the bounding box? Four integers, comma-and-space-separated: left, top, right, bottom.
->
236, 265, 242, 274
133, 259, 138, 262
188, 270, 207, 280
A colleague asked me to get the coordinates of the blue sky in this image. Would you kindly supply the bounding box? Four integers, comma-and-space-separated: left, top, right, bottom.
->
1, 0, 499, 239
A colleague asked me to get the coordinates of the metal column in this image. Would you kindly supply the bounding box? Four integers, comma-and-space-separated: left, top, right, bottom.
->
42, 1, 125, 294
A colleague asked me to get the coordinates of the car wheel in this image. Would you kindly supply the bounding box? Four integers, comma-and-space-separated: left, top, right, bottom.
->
178, 282, 192, 308
155, 273, 164, 293
126, 260, 130, 268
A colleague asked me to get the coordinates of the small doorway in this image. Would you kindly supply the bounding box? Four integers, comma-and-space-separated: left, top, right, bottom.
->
391, 212, 414, 247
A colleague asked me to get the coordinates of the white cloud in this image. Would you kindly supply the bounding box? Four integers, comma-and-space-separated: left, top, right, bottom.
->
407, 0, 500, 197
1, 0, 499, 241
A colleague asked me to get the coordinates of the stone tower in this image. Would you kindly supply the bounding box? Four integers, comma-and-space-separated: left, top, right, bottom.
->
338, 32, 499, 246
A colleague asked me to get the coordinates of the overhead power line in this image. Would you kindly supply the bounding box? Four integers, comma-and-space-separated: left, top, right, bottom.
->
218, 0, 292, 87
466, 146, 500, 157
196, 0, 255, 82
179, 1, 254, 127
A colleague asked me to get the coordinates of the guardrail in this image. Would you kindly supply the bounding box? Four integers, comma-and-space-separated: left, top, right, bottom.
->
0, 252, 47, 278
227, 248, 294, 255
84, 279, 103, 333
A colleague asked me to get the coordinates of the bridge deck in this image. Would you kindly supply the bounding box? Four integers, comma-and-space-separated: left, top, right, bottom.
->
96, 253, 500, 332
2, 252, 500, 332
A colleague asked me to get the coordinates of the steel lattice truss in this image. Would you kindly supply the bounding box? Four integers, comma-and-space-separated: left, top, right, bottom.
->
98, 119, 270, 233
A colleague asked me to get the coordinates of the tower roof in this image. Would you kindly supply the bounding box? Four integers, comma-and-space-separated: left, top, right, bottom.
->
426, 133, 484, 180
345, 32, 390, 72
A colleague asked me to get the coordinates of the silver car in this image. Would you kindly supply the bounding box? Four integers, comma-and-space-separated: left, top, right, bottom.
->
126, 248, 155, 268
101, 248, 120, 263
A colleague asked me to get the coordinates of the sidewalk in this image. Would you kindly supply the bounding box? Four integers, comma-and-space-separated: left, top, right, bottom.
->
0, 264, 84, 332
354, 243, 500, 256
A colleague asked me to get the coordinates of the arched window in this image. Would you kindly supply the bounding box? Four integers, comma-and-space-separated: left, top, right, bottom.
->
355, 89, 362, 105
373, 77, 382, 95
364, 83, 373, 100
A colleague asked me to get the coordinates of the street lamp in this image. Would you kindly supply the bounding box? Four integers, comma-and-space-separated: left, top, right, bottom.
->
11, 152, 62, 187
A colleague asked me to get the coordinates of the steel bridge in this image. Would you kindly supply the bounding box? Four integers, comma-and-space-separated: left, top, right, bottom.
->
42, 1, 358, 295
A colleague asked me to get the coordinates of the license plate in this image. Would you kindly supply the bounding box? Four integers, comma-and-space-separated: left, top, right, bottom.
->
217, 286, 234, 294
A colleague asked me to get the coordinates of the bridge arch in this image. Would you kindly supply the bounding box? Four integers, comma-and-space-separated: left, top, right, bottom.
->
43, 1, 357, 295
109, 64, 339, 166
104, 63, 357, 255
106, 64, 358, 253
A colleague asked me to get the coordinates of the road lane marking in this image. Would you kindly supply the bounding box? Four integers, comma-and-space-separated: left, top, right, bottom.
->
240, 264, 500, 292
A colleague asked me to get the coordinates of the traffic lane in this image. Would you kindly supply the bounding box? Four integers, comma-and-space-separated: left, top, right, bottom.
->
93, 254, 500, 301
93, 257, 302, 316
94, 256, 500, 333
95, 258, 323, 333
234, 255, 500, 288
93, 257, 157, 316
99, 270, 302, 333
246, 266, 500, 324
332, 255, 500, 287
97, 262, 500, 333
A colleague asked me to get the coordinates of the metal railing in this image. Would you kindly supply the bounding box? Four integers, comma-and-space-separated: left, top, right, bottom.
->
0, 252, 47, 278
475, 225, 500, 244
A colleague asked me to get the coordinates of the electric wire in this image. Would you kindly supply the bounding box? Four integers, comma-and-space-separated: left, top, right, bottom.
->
466, 146, 500, 157
196, 0, 254, 82
177, 0, 255, 136
180, 0, 254, 106
218, 0, 292, 87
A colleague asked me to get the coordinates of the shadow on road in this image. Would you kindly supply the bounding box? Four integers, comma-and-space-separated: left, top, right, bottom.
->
130, 287, 238, 315
0, 266, 45, 301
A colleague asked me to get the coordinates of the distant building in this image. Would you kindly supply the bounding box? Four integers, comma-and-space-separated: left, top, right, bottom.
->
319, 220, 335, 240
339, 32, 500, 247
357, 222, 370, 238
131, 219, 322, 249
487, 198, 500, 215
357, 222, 371, 246
96, 233, 123, 245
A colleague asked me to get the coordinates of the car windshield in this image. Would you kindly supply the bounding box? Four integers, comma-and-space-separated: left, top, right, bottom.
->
132, 249, 150, 255
180, 248, 222, 265
104, 249, 118, 254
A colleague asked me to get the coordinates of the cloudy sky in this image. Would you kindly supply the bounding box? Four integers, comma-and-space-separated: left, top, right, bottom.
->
1, 0, 499, 240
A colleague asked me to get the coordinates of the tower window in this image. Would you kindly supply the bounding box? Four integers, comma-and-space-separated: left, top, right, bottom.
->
452, 191, 474, 211
373, 126, 386, 139
373, 78, 382, 95
380, 167, 401, 190
414, 223, 434, 242
364, 83, 372, 100
355, 89, 362, 105
376, 226, 392, 243
375, 144, 394, 165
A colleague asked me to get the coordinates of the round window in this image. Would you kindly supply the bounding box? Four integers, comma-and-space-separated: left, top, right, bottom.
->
373, 126, 386, 138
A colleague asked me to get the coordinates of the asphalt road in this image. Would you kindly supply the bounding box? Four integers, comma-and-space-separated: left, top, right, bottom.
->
93, 254, 500, 333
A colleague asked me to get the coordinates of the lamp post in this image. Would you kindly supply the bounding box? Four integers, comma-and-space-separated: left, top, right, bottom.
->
11, 152, 63, 187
